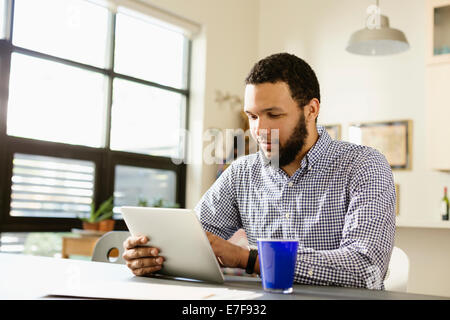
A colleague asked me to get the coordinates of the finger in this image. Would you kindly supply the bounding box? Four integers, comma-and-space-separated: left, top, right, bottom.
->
123, 236, 141, 250
128, 257, 164, 270
123, 236, 149, 250
132, 265, 162, 276
122, 247, 159, 260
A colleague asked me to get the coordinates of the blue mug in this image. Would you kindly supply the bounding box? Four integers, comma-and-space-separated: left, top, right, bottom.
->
257, 239, 299, 294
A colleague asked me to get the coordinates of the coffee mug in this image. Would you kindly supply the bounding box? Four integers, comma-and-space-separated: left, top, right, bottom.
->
257, 239, 299, 294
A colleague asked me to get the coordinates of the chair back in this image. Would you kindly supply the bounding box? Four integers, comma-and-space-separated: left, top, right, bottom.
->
384, 246, 409, 292
91, 231, 131, 264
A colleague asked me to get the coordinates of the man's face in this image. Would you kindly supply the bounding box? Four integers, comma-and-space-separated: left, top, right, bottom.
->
244, 82, 309, 167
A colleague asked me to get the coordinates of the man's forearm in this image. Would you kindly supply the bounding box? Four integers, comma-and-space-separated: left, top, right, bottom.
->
293, 247, 388, 289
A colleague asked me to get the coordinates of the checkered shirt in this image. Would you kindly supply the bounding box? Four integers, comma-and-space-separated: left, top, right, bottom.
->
195, 125, 396, 289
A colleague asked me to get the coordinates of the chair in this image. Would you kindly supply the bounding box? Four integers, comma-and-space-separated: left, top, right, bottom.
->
384, 246, 409, 292
91, 231, 131, 264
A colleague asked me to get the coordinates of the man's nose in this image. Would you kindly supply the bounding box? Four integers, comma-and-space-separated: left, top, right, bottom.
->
255, 118, 270, 138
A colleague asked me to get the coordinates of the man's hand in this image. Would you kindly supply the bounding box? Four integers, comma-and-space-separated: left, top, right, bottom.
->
122, 235, 164, 276
206, 231, 249, 269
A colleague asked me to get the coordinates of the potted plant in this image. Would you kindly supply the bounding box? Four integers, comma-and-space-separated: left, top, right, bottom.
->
138, 197, 180, 208
80, 196, 115, 232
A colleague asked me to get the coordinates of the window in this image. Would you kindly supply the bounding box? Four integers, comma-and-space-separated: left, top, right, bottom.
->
113, 165, 177, 218
114, 11, 187, 88
10, 154, 94, 218
7, 53, 107, 147
12, 0, 109, 67
0, 0, 190, 232
110, 78, 186, 157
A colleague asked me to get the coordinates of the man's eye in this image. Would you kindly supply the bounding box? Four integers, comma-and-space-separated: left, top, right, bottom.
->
268, 114, 281, 118
248, 115, 257, 120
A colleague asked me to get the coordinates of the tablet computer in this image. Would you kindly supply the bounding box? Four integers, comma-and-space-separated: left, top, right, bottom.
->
120, 206, 225, 284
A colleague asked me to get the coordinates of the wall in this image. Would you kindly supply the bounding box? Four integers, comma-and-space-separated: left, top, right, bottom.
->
258, 0, 450, 297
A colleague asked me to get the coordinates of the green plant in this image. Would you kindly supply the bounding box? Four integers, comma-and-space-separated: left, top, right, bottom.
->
137, 197, 180, 208
152, 198, 165, 208
80, 196, 114, 223
137, 198, 148, 207
151, 198, 180, 208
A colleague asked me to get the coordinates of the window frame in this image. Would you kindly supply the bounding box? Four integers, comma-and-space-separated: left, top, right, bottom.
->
0, 0, 189, 232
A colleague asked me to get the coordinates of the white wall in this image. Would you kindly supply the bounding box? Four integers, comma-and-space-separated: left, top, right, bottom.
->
259, 0, 450, 297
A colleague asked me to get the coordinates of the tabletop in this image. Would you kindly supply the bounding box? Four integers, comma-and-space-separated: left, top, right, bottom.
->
0, 253, 447, 300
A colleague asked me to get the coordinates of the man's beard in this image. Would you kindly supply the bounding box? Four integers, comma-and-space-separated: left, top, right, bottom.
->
278, 112, 308, 167
262, 112, 308, 168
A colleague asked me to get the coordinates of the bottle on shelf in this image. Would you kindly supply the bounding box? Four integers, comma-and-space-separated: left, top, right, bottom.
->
441, 186, 449, 221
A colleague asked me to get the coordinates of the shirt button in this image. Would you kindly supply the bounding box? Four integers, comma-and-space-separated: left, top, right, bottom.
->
288, 182, 294, 187
285, 213, 290, 219
308, 166, 312, 171
308, 269, 313, 276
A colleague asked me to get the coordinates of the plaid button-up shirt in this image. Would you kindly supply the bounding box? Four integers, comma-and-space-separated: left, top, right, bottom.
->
195, 125, 396, 289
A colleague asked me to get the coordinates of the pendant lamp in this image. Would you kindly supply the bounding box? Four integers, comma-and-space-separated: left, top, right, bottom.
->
346, 0, 409, 56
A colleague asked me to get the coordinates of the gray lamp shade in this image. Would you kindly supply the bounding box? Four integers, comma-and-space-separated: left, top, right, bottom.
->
346, 15, 409, 56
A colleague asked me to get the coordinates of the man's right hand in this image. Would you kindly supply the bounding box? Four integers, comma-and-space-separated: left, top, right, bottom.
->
122, 235, 164, 276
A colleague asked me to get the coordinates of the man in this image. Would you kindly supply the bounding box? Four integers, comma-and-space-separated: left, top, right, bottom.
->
123, 53, 396, 289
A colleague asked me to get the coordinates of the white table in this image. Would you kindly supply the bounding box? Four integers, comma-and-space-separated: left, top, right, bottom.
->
0, 253, 447, 300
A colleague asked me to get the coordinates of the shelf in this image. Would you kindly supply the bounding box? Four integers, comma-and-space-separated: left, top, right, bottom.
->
433, 168, 450, 173
396, 219, 450, 229
427, 0, 450, 65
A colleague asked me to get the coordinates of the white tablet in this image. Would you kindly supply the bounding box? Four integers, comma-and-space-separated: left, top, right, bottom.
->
120, 206, 225, 284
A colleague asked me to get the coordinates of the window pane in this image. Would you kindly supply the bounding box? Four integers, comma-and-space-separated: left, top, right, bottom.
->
0, 233, 27, 254
110, 78, 186, 158
7, 53, 106, 147
0, 0, 5, 39
113, 165, 177, 219
115, 11, 186, 89
12, 0, 109, 67
10, 154, 95, 218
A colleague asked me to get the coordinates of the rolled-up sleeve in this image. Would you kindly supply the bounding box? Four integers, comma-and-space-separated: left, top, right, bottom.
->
293, 149, 396, 289
194, 163, 242, 240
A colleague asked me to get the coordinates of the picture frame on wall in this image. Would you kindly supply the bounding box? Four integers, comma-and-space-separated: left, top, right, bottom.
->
323, 124, 341, 141
348, 120, 412, 170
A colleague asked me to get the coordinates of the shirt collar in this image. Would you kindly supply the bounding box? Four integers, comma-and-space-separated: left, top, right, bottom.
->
259, 124, 332, 172
305, 125, 332, 169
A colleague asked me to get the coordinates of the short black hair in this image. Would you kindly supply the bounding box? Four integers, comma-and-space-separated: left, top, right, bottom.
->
245, 53, 320, 109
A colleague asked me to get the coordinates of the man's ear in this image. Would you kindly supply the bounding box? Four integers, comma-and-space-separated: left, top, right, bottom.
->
305, 98, 320, 123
